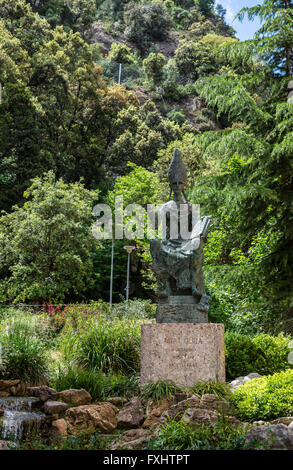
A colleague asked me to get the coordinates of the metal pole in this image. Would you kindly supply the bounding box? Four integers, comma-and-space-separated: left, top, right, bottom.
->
126, 252, 130, 302
118, 63, 122, 85
109, 233, 114, 308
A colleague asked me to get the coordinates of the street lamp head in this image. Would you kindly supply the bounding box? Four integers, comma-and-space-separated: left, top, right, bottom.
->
124, 245, 136, 254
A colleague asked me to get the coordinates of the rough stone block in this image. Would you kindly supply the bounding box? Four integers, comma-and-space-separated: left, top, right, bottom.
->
140, 323, 225, 387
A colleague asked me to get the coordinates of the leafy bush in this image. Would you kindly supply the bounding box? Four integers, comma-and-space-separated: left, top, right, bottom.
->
141, 381, 183, 400
147, 417, 248, 450
62, 316, 141, 374
225, 332, 292, 380
232, 370, 293, 421
0, 317, 49, 382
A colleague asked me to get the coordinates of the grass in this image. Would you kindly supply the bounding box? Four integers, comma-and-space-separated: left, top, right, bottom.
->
61, 316, 141, 375
141, 380, 183, 400
51, 365, 139, 400
0, 314, 50, 382
146, 417, 248, 450
189, 381, 232, 399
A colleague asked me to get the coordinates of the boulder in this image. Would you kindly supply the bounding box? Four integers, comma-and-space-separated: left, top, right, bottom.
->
159, 395, 201, 424
65, 403, 118, 434
57, 389, 91, 406
245, 424, 293, 450
0, 380, 20, 392
143, 397, 175, 429
52, 418, 68, 436
106, 397, 128, 407
182, 408, 220, 426
117, 397, 144, 429
27, 386, 58, 402
230, 373, 262, 391
0, 392, 9, 398
0, 440, 18, 450
108, 429, 153, 450
271, 417, 293, 426
44, 400, 69, 416
200, 394, 231, 414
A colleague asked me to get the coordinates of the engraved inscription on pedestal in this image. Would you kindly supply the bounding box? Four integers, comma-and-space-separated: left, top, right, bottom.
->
140, 323, 225, 387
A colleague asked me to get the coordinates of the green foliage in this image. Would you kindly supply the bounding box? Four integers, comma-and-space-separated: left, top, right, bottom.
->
0, 173, 99, 303
143, 53, 166, 85
108, 42, 134, 65
141, 380, 182, 400
62, 316, 141, 374
238, 0, 293, 76
225, 332, 292, 380
189, 381, 231, 399
232, 370, 293, 421
52, 365, 139, 400
147, 417, 247, 450
0, 315, 49, 382
167, 109, 186, 125
124, 1, 172, 52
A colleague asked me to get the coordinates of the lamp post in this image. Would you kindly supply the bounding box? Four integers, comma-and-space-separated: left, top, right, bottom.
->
124, 245, 135, 302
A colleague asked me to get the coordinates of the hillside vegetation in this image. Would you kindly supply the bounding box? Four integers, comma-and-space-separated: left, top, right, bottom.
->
0, 0, 292, 334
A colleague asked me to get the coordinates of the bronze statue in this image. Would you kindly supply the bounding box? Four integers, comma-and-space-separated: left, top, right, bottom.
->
150, 149, 211, 322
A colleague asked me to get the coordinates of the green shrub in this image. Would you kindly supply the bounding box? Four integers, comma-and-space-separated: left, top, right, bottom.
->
225, 332, 291, 380
62, 316, 141, 374
141, 380, 183, 400
147, 417, 248, 450
0, 318, 48, 382
232, 370, 293, 421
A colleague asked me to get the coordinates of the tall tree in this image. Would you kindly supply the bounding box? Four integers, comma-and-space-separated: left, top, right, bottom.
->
238, 0, 293, 77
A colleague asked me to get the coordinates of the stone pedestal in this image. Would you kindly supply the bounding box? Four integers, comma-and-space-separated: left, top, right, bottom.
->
140, 323, 225, 387
156, 296, 208, 323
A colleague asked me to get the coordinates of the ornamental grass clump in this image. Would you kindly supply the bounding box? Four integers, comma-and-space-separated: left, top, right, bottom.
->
0, 316, 49, 382
62, 316, 141, 375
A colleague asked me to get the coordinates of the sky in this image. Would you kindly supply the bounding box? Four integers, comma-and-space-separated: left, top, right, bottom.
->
216, 0, 263, 40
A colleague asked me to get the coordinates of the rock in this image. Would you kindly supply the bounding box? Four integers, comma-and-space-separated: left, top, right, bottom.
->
200, 394, 231, 414
0, 440, 18, 450
27, 385, 58, 402
57, 389, 91, 406
0, 380, 20, 392
0, 392, 9, 398
160, 395, 201, 423
65, 403, 118, 434
230, 373, 262, 391
52, 418, 68, 436
143, 397, 175, 429
245, 424, 293, 450
10, 382, 27, 397
182, 408, 220, 426
252, 421, 267, 427
106, 397, 128, 407
44, 400, 69, 415
117, 397, 144, 429
108, 429, 153, 450
289, 421, 293, 431
271, 417, 293, 426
